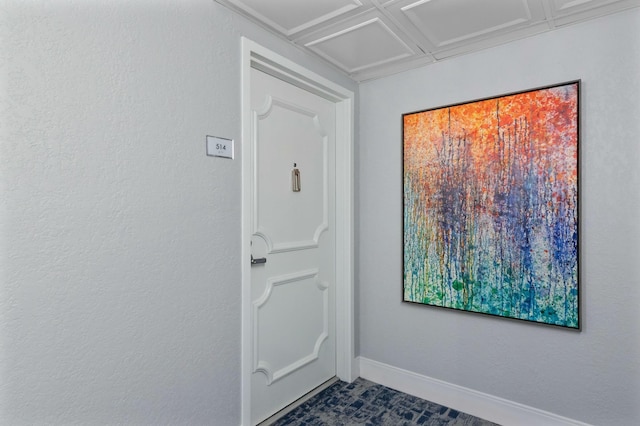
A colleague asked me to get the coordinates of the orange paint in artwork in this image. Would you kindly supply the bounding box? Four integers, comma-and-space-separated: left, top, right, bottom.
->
403, 85, 579, 194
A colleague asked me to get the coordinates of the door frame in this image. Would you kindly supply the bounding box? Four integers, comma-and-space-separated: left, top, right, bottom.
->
240, 38, 356, 425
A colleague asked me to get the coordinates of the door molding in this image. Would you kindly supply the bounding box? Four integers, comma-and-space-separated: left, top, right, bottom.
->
240, 38, 355, 426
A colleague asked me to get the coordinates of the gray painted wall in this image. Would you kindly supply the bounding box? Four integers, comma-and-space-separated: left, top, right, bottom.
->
0, 1, 355, 424
358, 8, 639, 426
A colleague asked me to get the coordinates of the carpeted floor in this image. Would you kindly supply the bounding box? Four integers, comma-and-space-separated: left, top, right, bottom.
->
270, 378, 499, 425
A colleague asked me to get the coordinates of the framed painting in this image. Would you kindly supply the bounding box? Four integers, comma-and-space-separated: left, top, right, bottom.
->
403, 80, 580, 329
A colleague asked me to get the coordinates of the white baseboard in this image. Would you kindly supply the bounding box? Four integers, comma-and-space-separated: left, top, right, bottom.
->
357, 357, 591, 426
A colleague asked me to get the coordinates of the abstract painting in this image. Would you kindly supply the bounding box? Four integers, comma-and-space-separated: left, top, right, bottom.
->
403, 81, 580, 328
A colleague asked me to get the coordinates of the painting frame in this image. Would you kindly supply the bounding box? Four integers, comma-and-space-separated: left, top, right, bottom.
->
402, 80, 580, 329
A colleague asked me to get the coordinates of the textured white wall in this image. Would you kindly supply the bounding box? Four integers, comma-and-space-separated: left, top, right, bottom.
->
358, 8, 640, 426
0, 1, 354, 424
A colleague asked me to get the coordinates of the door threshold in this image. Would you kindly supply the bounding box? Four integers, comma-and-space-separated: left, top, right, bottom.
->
257, 377, 340, 426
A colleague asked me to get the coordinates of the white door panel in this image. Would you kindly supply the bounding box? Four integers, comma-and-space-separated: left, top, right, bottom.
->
249, 68, 336, 425
253, 96, 329, 253
252, 269, 328, 384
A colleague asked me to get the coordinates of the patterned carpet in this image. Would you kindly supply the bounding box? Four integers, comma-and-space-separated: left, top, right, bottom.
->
271, 378, 499, 425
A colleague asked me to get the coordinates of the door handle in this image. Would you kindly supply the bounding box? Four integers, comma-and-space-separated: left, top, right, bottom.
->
251, 255, 267, 265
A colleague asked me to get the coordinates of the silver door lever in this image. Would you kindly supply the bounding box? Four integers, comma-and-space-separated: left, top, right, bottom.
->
251, 255, 267, 265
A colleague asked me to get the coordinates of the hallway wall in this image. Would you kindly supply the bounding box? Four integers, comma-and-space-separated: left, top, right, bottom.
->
0, 1, 355, 424
358, 7, 640, 425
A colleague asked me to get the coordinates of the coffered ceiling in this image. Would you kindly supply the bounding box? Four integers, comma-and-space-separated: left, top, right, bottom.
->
215, 0, 640, 81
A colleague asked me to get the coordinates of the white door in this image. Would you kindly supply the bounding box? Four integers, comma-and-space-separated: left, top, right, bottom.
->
249, 67, 336, 425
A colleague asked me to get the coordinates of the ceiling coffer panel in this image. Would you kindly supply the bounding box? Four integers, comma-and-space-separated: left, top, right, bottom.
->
222, 0, 366, 37
384, 0, 548, 61
302, 14, 420, 74
548, 0, 640, 25
552, 0, 619, 14
393, 0, 536, 47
